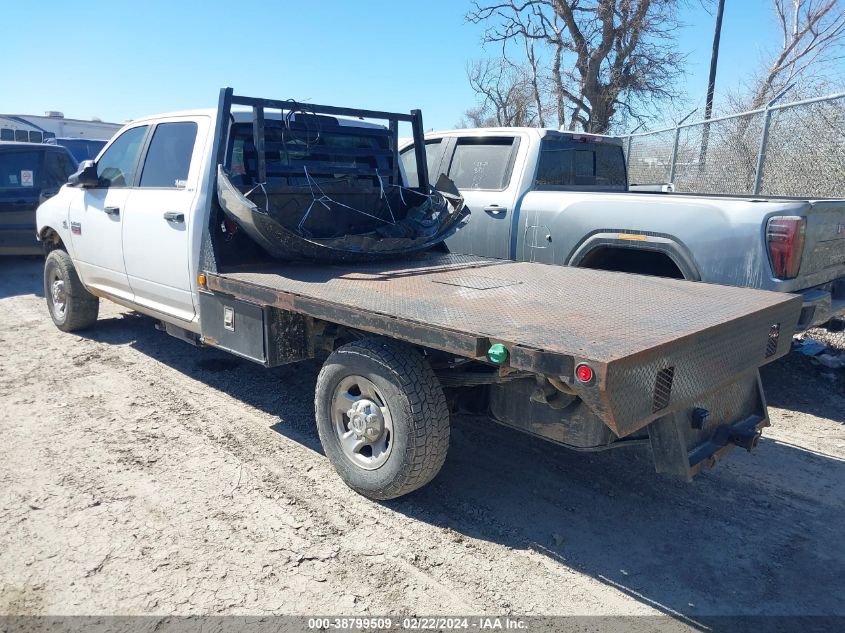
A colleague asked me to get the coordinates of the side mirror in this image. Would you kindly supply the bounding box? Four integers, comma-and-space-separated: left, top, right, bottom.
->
68, 160, 99, 188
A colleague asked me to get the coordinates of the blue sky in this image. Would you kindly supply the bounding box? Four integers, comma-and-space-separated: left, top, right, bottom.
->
2, 0, 805, 132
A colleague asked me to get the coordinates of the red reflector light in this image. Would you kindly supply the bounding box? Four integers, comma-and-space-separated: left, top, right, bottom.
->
575, 364, 594, 383
766, 215, 806, 280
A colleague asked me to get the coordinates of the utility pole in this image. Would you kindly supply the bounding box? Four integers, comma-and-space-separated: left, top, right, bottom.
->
700, 0, 726, 171
704, 0, 726, 122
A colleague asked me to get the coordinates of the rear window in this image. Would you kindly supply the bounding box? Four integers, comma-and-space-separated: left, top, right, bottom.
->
534, 137, 626, 190
0, 150, 40, 190
447, 137, 517, 190
227, 121, 392, 187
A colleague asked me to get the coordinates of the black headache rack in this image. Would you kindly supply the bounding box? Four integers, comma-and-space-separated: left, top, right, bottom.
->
215, 87, 430, 193
209, 88, 466, 263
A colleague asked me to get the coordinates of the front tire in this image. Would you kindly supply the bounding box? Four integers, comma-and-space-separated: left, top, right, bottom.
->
315, 338, 450, 500
44, 249, 99, 332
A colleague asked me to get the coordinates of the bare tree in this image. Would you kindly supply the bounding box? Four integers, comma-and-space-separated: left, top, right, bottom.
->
461, 58, 542, 126
750, 0, 845, 108
460, 103, 499, 128
524, 38, 547, 126
467, 0, 688, 133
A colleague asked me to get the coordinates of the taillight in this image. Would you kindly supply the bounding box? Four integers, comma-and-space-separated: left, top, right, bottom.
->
766, 216, 806, 279
575, 363, 595, 383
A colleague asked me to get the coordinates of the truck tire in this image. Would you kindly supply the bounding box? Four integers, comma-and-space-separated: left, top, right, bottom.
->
315, 338, 450, 500
44, 249, 99, 332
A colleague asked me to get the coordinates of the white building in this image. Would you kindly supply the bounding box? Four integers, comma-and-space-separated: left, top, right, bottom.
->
0, 112, 120, 143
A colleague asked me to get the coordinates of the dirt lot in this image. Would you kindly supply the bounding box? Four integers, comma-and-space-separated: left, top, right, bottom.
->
1, 257, 844, 622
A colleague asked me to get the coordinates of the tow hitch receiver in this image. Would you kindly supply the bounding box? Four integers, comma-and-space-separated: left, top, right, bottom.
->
728, 427, 762, 451
648, 370, 769, 480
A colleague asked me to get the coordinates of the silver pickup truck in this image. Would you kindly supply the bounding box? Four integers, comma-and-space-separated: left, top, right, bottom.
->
400, 128, 845, 331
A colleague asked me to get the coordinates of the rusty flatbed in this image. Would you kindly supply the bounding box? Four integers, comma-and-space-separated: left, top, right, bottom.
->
40, 88, 808, 496
205, 253, 802, 436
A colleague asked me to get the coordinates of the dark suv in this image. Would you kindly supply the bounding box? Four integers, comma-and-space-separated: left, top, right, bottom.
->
0, 142, 77, 254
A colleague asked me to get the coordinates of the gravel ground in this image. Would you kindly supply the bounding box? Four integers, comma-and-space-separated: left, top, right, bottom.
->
1, 257, 843, 622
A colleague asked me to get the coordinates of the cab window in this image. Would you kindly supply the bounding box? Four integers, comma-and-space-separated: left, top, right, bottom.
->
139, 122, 198, 188
400, 139, 444, 188
446, 137, 517, 190
534, 137, 626, 190
96, 125, 148, 187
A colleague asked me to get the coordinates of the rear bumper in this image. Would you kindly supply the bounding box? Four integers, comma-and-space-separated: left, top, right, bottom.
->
647, 370, 768, 480
797, 278, 845, 330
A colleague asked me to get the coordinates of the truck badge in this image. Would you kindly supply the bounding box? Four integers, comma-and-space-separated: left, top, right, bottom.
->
70, 222, 82, 235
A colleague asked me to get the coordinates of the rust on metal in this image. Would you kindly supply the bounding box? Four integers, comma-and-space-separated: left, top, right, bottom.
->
205, 253, 802, 435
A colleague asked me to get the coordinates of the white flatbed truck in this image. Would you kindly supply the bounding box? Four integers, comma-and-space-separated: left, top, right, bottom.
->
36, 89, 802, 499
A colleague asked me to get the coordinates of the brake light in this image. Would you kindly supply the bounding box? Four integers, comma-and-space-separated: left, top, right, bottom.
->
571, 133, 602, 143
766, 216, 806, 279
575, 363, 595, 383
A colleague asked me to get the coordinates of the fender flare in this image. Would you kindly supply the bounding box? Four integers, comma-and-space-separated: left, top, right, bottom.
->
568, 230, 702, 281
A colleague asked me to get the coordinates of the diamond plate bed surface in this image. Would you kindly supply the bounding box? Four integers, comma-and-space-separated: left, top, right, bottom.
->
219, 253, 801, 364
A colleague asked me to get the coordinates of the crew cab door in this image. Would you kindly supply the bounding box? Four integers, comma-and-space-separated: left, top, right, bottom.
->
121, 118, 204, 322
67, 124, 149, 301
440, 135, 522, 260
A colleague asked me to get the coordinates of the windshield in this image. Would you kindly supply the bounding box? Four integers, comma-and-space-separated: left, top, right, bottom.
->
534, 137, 626, 191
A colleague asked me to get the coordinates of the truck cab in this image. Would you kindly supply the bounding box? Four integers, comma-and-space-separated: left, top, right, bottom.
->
401, 129, 626, 261
38, 112, 211, 322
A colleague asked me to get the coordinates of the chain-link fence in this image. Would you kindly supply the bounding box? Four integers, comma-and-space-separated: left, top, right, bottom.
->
624, 92, 845, 363
623, 92, 845, 198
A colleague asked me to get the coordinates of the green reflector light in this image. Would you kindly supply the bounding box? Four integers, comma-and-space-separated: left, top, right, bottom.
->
487, 343, 508, 364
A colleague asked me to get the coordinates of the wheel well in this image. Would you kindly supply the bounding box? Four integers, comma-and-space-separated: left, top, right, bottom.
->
579, 246, 685, 279
39, 227, 66, 254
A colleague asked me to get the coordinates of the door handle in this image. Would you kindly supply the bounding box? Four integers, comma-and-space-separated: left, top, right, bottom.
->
163, 211, 185, 223
484, 205, 507, 215
104, 206, 120, 217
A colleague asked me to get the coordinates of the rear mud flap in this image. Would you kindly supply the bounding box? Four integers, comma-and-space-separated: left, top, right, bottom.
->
647, 370, 768, 480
